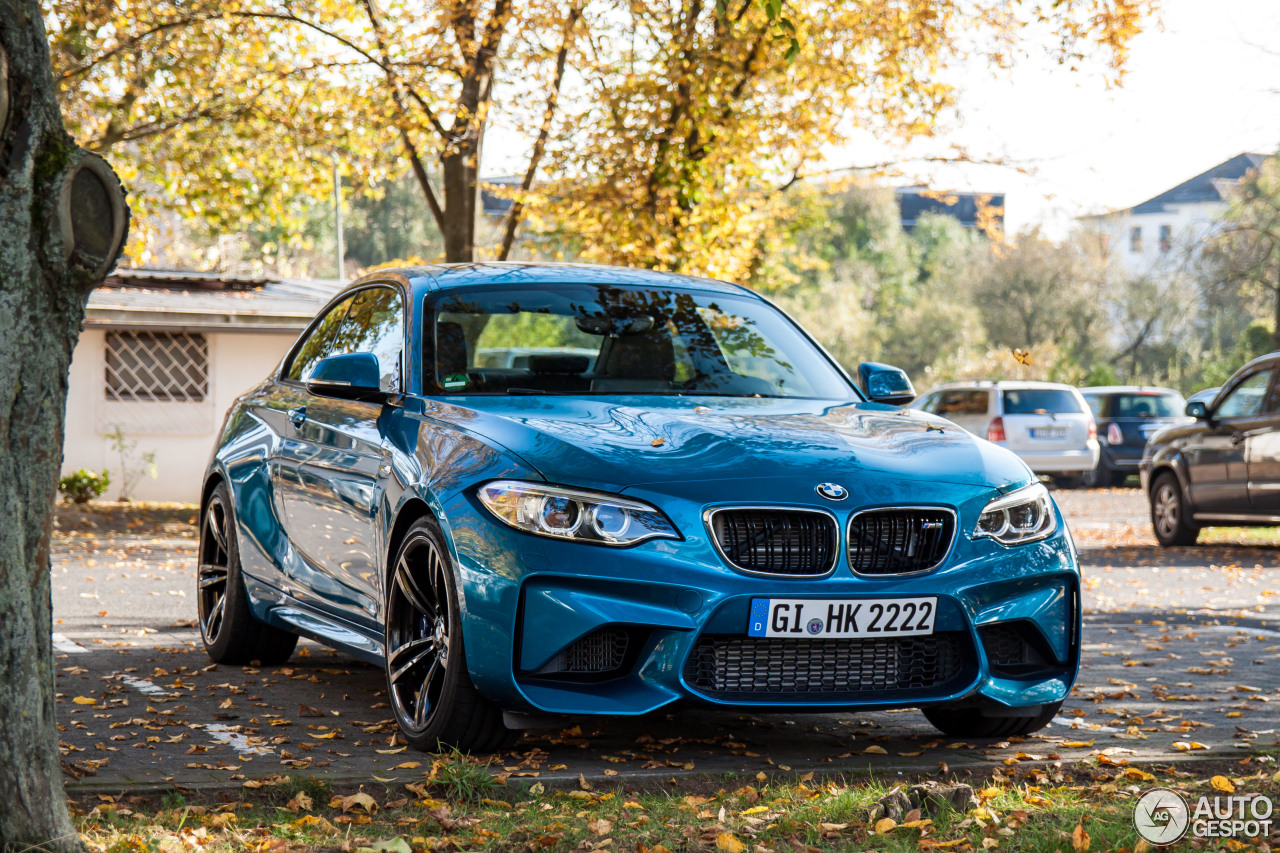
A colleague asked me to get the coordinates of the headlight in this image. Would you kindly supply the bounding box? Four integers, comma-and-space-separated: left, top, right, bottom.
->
477, 480, 681, 546
973, 482, 1057, 545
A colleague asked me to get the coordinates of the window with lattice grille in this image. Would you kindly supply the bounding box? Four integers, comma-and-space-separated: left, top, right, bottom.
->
105, 331, 209, 402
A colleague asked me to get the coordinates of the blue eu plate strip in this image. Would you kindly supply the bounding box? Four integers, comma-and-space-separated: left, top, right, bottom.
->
748, 599, 770, 637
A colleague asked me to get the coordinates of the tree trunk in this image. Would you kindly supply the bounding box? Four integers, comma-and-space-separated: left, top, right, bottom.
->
0, 2, 128, 850
440, 143, 477, 263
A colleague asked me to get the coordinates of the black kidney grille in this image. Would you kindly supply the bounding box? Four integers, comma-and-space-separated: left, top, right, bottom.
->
711, 510, 837, 576
683, 633, 967, 700
848, 509, 954, 575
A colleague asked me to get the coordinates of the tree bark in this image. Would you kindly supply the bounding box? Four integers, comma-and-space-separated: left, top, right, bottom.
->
0, 1, 128, 850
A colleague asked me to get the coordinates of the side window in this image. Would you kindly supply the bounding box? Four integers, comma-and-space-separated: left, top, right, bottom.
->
917, 392, 938, 413
935, 389, 988, 417
1216, 370, 1273, 419
286, 295, 356, 381
1083, 395, 1104, 419
329, 287, 405, 391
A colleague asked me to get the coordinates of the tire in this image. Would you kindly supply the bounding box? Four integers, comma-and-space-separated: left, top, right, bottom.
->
198, 483, 298, 665
1081, 464, 1114, 489
384, 517, 515, 753
1150, 471, 1200, 546
922, 701, 1062, 738
1053, 474, 1085, 490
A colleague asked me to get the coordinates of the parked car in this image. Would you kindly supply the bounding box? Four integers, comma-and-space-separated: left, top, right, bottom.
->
1142, 353, 1280, 546
913, 381, 1099, 486
1079, 386, 1190, 487
199, 263, 1080, 750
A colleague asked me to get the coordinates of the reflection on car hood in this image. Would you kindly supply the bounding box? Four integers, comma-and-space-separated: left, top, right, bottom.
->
418, 396, 1032, 494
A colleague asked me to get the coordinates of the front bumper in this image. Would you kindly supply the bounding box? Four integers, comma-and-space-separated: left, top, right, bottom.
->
440, 479, 1081, 718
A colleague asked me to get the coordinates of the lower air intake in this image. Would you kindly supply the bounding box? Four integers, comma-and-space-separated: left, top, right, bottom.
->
683, 633, 968, 701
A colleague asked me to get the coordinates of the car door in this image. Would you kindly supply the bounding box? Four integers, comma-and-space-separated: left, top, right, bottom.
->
1184, 367, 1273, 515
279, 285, 406, 628
1244, 370, 1280, 514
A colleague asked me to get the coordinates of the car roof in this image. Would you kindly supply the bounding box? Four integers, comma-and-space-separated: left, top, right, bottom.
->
353, 262, 753, 297
924, 380, 1082, 391
1079, 386, 1182, 395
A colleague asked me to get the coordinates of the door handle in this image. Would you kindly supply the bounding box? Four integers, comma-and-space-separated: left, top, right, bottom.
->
1231, 431, 1243, 445
289, 406, 307, 426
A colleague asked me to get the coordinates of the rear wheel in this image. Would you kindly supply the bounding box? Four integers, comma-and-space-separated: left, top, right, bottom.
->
384, 517, 514, 752
923, 701, 1062, 738
1081, 464, 1115, 488
1150, 471, 1200, 546
198, 483, 298, 665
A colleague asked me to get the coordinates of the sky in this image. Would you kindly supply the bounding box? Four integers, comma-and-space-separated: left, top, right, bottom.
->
483, 0, 1280, 240
831, 0, 1280, 237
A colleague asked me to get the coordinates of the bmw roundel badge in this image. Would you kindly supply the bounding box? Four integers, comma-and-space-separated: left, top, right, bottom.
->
816, 482, 848, 501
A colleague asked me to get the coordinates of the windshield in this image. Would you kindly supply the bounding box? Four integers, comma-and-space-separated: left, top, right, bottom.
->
426, 284, 853, 398
1109, 393, 1184, 418
1001, 388, 1083, 415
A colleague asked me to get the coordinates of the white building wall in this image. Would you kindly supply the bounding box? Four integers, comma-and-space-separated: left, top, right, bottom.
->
62, 328, 298, 503
1095, 201, 1225, 278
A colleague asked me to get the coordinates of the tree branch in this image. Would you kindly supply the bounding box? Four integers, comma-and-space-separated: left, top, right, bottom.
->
498, 0, 583, 260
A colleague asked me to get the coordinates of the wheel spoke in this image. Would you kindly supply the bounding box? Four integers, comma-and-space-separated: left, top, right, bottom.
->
396, 558, 437, 618
205, 594, 226, 638
414, 659, 439, 728
429, 550, 448, 631
389, 639, 435, 685
198, 564, 228, 589
206, 504, 229, 554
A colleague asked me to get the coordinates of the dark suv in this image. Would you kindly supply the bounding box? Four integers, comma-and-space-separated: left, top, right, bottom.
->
1141, 353, 1280, 545
1081, 386, 1189, 487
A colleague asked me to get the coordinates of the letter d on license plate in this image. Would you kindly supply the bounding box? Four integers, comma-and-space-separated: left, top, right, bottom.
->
747, 597, 937, 639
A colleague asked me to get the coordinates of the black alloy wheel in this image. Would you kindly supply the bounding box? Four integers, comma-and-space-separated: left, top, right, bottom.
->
198, 494, 232, 646
384, 518, 513, 752
198, 483, 298, 665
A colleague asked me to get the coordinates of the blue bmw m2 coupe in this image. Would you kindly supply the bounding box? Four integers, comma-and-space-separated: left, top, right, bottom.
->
198, 263, 1080, 751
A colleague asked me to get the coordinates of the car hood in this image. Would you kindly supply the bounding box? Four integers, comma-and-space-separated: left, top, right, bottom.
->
416, 395, 1032, 495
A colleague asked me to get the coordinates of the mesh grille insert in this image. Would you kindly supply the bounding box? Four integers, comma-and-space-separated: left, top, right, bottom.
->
847, 508, 954, 575
979, 623, 1052, 676
536, 628, 630, 676
711, 510, 837, 576
683, 633, 967, 700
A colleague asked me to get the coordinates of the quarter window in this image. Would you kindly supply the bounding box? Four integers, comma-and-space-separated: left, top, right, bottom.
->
105, 331, 208, 402
286, 294, 357, 382
328, 287, 405, 391
1216, 370, 1273, 419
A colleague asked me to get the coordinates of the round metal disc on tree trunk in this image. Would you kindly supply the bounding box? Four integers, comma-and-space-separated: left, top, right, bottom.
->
57, 152, 128, 277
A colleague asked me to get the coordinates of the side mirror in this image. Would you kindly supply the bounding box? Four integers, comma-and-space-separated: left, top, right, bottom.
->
1185, 400, 1209, 420
858, 362, 916, 405
307, 353, 386, 402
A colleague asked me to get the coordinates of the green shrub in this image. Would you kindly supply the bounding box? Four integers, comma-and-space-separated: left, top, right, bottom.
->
59, 468, 110, 504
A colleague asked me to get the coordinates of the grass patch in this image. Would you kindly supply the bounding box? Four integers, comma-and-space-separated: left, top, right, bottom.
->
73, 760, 1280, 851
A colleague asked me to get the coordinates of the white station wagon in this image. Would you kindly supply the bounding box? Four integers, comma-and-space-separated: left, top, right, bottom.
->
912, 380, 1100, 485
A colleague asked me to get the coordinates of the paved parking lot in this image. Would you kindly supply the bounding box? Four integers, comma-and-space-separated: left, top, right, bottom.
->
51, 490, 1280, 792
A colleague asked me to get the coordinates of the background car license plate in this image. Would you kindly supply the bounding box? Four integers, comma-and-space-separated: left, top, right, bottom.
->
1030, 427, 1066, 440
748, 597, 936, 638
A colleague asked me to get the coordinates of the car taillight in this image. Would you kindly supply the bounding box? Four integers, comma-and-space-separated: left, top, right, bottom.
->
986, 417, 1005, 442
1106, 422, 1121, 444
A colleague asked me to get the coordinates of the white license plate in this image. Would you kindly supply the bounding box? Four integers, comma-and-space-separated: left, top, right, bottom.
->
1030, 427, 1066, 440
747, 597, 937, 639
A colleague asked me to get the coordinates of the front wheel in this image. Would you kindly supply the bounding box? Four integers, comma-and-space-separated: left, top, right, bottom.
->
198, 483, 298, 665
922, 701, 1062, 738
1150, 471, 1200, 546
384, 517, 514, 752
1081, 464, 1114, 488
